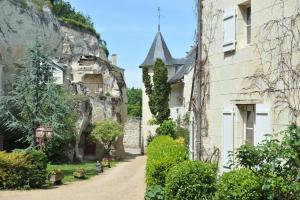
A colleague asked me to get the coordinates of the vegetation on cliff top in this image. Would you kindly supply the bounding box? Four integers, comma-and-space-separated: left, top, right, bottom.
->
51, 0, 109, 57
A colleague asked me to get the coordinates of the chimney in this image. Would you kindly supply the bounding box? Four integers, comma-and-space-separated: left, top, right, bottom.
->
111, 54, 117, 66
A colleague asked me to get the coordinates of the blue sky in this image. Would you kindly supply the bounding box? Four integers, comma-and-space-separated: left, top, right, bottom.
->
68, 0, 197, 88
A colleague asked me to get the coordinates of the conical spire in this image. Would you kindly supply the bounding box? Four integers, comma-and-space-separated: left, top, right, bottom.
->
140, 31, 174, 67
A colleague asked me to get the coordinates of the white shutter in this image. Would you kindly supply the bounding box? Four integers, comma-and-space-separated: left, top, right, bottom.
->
223, 7, 236, 52
255, 104, 270, 145
222, 107, 234, 172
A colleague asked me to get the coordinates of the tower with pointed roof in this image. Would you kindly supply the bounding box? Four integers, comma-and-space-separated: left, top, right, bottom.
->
140, 24, 190, 148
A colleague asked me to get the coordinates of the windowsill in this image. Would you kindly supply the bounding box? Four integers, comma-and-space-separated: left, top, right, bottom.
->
236, 43, 253, 50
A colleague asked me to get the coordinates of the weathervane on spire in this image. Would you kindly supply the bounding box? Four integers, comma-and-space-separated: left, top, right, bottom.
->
158, 7, 161, 32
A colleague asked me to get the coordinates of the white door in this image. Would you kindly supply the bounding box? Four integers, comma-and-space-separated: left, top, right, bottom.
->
222, 107, 234, 172
255, 104, 270, 145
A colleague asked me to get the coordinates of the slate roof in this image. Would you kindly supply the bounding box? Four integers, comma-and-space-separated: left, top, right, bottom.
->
168, 47, 197, 84
140, 31, 174, 67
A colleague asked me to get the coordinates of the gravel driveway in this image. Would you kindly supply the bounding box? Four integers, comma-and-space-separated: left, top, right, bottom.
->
0, 152, 146, 200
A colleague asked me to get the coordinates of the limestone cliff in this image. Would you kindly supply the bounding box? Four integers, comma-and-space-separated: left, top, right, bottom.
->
0, 0, 63, 93
0, 0, 127, 160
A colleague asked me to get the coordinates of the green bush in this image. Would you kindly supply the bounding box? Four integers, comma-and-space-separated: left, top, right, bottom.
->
146, 136, 188, 187
215, 168, 262, 200
231, 125, 300, 200
0, 150, 47, 189
165, 161, 217, 200
156, 120, 176, 138
145, 185, 165, 200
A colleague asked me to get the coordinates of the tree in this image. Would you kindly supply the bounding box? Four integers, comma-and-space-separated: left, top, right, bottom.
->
0, 40, 74, 149
143, 58, 171, 124
90, 120, 123, 157
127, 87, 142, 117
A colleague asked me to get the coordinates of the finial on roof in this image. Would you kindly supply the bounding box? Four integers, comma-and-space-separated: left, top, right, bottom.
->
158, 7, 161, 32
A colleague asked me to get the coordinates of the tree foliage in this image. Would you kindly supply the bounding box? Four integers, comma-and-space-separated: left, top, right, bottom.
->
90, 120, 123, 156
0, 40, 75, 149
127, 87, 142, 117
143, 59, 171, 124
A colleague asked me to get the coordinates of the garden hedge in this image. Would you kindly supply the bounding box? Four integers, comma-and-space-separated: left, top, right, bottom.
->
146, 136, 188, 187
0, 150, 47, 189
165, 161, 217, 200
215, 168, 262, 200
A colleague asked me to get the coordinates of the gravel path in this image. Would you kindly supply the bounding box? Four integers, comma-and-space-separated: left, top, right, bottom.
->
0, 152, 146, 200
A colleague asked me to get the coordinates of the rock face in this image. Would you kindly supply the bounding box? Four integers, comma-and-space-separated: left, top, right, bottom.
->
0, 0, 127, 161
0, 0, 63, 94
60, 22, 107, 60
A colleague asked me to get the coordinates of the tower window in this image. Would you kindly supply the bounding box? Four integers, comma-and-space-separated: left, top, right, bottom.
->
245, 6, 251, 44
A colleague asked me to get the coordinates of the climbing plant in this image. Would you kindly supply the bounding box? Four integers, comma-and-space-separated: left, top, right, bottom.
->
142, 58, 171, 124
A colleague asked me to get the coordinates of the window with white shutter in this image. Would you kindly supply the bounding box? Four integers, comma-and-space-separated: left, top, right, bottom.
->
223, 7, 236, 52
222, 107, 234, 172
255, 104, 270, 145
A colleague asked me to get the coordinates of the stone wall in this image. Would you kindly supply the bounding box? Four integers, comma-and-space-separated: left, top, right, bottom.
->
124, 117, 141, 149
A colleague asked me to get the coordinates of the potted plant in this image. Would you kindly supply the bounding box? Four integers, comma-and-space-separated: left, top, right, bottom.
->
73, 167, 86, 179
48, 169, 64, 185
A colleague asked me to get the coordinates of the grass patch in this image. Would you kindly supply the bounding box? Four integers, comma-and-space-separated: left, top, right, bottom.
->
47, 161, 117, 183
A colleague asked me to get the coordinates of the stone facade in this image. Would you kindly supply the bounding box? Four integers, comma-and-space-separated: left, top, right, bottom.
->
190, 0, 300, 171
124, 117, 141, 149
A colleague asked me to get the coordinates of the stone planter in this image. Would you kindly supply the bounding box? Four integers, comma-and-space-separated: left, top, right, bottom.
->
73, 168, 86, 179
48, 171, 64, 185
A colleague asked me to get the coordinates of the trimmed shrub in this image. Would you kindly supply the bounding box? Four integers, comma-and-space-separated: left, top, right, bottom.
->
165, 161, 217, 200
156, 120, 176, 138
0, 150, 47, 189
146, 136, 188, 186
145, 185, 165, 200
215, 168, 262, 200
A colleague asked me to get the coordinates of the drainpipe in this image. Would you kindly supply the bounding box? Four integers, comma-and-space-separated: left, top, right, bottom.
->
194, 0, 203, 160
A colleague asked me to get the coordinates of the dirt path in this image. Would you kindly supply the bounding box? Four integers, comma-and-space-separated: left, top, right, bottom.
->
0, 152, 146, 200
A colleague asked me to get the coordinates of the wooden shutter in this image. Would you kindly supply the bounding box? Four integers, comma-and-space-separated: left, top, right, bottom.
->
223, 7, 236, 52
255, 104, 270, 145
222, 107, 234, 172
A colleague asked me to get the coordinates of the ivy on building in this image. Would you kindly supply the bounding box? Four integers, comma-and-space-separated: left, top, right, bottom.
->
142, 59, 171, 124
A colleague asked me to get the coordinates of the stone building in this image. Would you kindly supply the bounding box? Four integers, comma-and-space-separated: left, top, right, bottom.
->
190, 0, 300, 171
